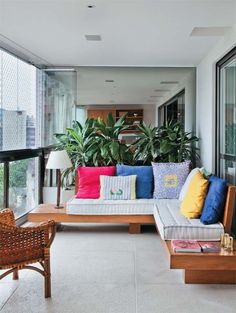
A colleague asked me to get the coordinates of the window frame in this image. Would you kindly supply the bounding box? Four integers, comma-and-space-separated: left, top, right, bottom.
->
0, 45, 46, 222
0, 146, 55, 222
215, 46, 236, 176
157, 89, 185, 127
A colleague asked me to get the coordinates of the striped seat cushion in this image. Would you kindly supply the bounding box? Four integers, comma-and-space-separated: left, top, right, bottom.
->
66, 197, 224, 241
153, 199, 224, 241
67, 198, 157, 215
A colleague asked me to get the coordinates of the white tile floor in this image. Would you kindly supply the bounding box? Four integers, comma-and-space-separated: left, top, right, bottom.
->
1, 224, 236, 313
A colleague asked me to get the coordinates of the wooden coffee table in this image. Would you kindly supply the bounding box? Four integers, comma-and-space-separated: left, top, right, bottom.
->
164, 240, 236, 284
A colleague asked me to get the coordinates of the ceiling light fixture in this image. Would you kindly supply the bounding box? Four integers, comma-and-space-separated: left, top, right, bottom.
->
44, 68, 76, 72
87, 5, 96, 8
85, 34, 102, 41
160, 81, 178, 84
105, 79, 115, 82
190, 27, 231, 37
154, 89, 170, 92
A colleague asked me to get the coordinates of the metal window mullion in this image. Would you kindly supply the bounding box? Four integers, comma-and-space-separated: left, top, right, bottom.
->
3, 161, 9, 208
38, 152, 45, 204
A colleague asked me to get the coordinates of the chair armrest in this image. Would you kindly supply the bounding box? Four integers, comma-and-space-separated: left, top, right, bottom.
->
21, 220, 56, 248
0, 209, 16, 226
0, 220, 56, 251
0, 220, 56, 267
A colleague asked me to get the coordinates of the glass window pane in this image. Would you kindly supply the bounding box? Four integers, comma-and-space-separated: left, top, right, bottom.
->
0, 163, 4, 210
159, 91, 185, 128
0, 49, 37, 150
43, 70, 77, 146
9, 158, 38, 218
219, 57, 236, 184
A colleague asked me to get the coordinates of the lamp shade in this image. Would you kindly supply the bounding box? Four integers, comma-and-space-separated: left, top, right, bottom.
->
46, 150, 72, 170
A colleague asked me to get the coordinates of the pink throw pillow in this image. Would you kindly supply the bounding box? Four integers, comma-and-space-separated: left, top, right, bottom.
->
76, 166, 116, 199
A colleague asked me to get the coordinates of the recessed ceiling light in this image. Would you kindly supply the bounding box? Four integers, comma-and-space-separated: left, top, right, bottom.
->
85, 34, 102, 41
190, 27, 231, 37
87, 5, 96, 9
105, 79, 115, 83
154, 89, 170, 92
160, 81, 178, 84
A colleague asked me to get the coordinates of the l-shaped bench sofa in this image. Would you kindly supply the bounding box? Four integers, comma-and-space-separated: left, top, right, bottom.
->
66, 185, 236, 239
28, 169, 236, 284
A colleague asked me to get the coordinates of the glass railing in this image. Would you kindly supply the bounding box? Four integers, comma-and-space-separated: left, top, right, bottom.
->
0, 148, 45, 219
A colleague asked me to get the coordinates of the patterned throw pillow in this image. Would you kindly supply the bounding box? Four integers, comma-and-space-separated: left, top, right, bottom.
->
152, 161, 190, 199
100, 175, 136, 200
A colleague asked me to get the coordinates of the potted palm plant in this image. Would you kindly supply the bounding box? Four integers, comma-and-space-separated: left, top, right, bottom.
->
133, 120, 199, 165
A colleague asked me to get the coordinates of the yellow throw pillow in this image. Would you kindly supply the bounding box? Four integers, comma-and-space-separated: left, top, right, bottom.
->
180, 170, 209, 218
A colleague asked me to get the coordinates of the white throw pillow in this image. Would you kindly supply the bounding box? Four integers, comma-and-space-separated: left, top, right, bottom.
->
100, 175, 137, 200
179, 168, 200, 201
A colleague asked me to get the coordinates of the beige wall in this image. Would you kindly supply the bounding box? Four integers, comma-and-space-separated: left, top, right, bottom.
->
196, 25, 236, 172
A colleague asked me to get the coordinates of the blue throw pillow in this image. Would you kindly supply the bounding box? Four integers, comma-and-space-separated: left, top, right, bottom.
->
116, 165, 153, 199
200, 175, 227, 225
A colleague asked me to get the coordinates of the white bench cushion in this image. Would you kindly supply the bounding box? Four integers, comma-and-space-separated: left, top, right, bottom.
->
67, 197, 224, 241
153, 199, 224, 241
67, 197, 156, 215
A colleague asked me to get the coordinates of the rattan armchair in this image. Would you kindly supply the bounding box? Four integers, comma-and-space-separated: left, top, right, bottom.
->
0, 209, 56, 298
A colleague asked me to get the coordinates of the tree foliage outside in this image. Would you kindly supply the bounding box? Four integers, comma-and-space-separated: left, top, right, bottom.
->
0, 160, 29, 210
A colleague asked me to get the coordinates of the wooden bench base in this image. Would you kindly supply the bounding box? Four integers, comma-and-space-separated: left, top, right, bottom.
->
28, 204, 155, 234
184, 269, 236, 284
129, 223, 141, 234
164, 241, 236, 284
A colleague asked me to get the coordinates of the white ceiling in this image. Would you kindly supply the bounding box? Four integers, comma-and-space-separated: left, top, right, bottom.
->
0, 0, 235, 67
76, 67, 195, 105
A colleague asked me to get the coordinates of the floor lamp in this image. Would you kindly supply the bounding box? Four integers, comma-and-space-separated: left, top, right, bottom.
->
46, 150, 72, 208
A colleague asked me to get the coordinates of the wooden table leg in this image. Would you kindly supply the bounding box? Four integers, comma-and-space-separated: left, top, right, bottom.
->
129, 223, 141, 234
184, 269, 236, 284
13, 269, 19, 280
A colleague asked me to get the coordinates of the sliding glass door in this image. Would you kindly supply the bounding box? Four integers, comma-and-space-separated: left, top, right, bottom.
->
216, 47, 236, 236
42, 69, 77, 147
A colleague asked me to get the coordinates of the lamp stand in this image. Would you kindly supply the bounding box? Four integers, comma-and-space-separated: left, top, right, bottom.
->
55, 169, 63, 209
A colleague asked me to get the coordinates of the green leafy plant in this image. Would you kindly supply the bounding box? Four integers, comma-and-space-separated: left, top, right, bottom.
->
95, 112, 133, 165
132, 122, 159, 164
54, 118, 100, 183
54, 113, 134, 184
133, 120, 199, 164
158, 120, 199, 163
54, 116, 199, 185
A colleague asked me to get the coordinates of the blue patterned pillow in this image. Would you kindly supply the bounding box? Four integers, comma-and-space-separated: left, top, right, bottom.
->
100, 175, 136, 200
152, 161, 190, 199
